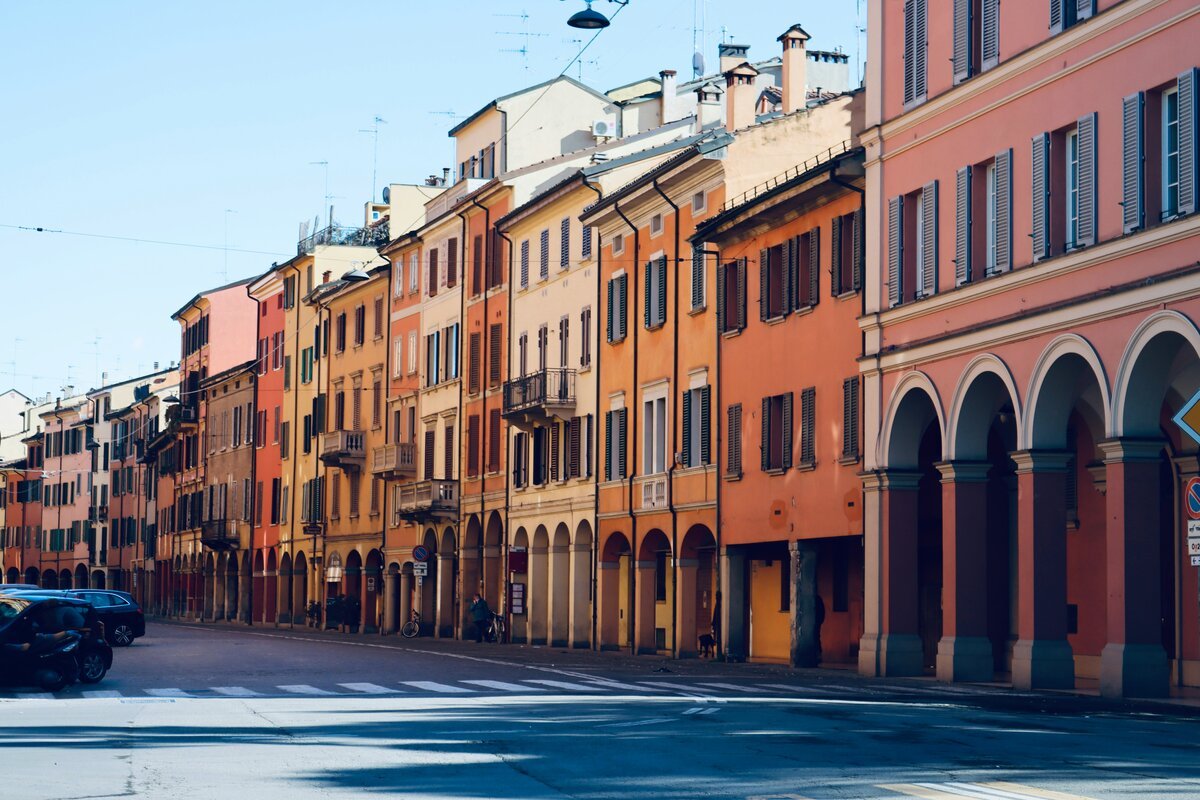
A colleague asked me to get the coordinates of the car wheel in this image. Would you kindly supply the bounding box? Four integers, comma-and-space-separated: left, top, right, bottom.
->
79, 652, 107, 684
110, 625, 135, 647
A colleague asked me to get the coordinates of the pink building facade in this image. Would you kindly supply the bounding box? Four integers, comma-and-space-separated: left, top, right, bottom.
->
861, 0, 1200, 697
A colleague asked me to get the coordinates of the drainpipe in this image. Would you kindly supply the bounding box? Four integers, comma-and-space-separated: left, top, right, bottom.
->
651, 178, 681, 658
696, 245, 723, 658
456, 209, 470, 638
582, 174, 604, 649
829, 159, 866, 319
283, 262, 302, 627
245, 279, 260, 626
613, 199, 640, 654
496, 227, 516, 637
470, 195, 492, 607
381, 264, 392, 633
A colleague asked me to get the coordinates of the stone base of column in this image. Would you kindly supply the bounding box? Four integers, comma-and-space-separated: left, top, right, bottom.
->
936, 636, 993, 683
550, 638, 569, 648
1012, 638, 1075, 690
860, 632, 923, 677
1100, 642, 1168, 698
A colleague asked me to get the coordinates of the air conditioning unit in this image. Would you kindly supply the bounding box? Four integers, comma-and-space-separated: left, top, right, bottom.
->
591, 119, 616, 138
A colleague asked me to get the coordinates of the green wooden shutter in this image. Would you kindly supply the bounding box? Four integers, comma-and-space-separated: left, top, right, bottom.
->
644, 261, 653, 329
700, 386, 711, 465
681, 389, 693, 467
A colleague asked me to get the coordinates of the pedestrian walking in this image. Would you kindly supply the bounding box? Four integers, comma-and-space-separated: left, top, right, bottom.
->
344, 593, 361, 634
469, 593, 490, 643
814, 593, 826, 663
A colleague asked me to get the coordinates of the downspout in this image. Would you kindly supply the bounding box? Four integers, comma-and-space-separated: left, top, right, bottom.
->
696, 245, 723, 658
456, 209, 470, 638
613, 199, 640, 654
245, 279, 260, 626
651, 178, 681, 658
581, 175, 603, 649
284, 262, 302, 627
469, 195, 491, 608
496, 227, 516, 637
381, 264, 392, 633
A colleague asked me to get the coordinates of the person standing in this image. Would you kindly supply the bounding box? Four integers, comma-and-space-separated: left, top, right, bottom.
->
469, 593, 491, 643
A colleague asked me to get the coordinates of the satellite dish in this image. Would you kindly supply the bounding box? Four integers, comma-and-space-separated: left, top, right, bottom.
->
381, 186, 390, 204
693, 51, 705, 76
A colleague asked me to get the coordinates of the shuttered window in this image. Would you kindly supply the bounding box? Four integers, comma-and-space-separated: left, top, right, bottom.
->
1031, 132, 1051, 262
842, 377, 860, 459
467, 415, 479, 479
488, 408, 501, 473
759, 245, 785, 320
981, 0, 999, 69
952, 0, 972, 84
549, 423, 561, 482
488, 323, 502, 387
560, 218, 570, 270
468, 332, 482, 395
446, 238, 458, 287
513, 432, 527, 488
680, 385, 712, 468
955, 166, 972, 285
520, 240, 530, 288
559, 316, 569, 368
691, 244, 706, 309
918, 181, 938, 298
644, 257, 667, 328
539, 229, 550, 280
605, 408, 628, 481
428, 249, 439, 297
568, 416, 582, 479
580, 307, 592, 368
993, 149, 1012, 273
727, 404, 742, 478
887, 196, 904, 307
582, 225, 593, 260
800, 387, 816, 466
444, 425, 454, 479
760, 393, 793, 472
903, 0, 927, 106
1075, 112, 1097, 248
1178, 68, 1197, 216
607, 274, 628, 342
472, 234, 483, 296
423, 428, 435, 480
1123, 92, 1146, 233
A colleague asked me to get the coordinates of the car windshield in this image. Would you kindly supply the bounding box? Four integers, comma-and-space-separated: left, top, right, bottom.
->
0, 597, 30, 626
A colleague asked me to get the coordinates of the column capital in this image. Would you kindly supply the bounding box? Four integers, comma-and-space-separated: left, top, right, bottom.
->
935, 461, 991, 484
1098, 438, 1166, 464
1173, 455, 1200, 480
875, 469, 924, 491
1011, 450, 1072, 474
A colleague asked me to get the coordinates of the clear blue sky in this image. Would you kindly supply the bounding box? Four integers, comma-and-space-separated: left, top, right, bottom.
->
0, 1, 863, 400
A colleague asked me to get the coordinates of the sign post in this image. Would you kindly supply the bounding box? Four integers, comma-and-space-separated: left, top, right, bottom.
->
1186, 477, 1200, 567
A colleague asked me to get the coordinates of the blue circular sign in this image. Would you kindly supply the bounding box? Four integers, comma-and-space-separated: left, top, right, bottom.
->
1187, 478, 1200, 520
412, 545, 430, 562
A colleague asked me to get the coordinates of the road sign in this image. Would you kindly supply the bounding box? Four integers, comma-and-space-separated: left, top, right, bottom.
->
303, 524, 322, 535
1188, 538, 1200, 558
1192, 556, 1200, 568
412, 545, 430, 562
412, 561, 429, 577
1189, 519, 1200, 539
1187, 478, 1200, 521
1175, 389, 1200, 447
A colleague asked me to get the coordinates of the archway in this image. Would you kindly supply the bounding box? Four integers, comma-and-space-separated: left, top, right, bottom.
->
342, 550, 363, 632
548, 523, 571, 647
943, 360, 1021, 682
484, 511, 504, 613
203, 553, 216, 621
529, 525, 550, 645
293, 551, 309, 626
213, 553, 227, 621
510, 527, 531, 643
59, 569, 72, 590
678, 525, 716, 658
74, 565, 88, 595
364, 549, 384, 633
437, 527, 457, 638
6, 567, 20, 584
42, 569, 58, 589
598, 531, 631, 650
24, 567, 39, 586
1021, 338, 1110, 690
278, 551, 293, 627
570, 520, 594, 648
418, 529, 439, 635
384, 561, 402, 634
238, 552, 251, 624
252, 550, 266, 624
265, 549, 279, 624
460, 516, 483, 636
876, 376, 944, 676
225, 553, 240, 623
636, 529, 672, 654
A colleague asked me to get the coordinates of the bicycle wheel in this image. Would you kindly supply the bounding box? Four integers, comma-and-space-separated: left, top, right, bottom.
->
400, 620, 420, 639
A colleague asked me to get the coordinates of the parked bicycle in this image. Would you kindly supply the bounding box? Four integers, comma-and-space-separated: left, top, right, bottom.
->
484, 611, 505, 644
400, 609, 421, 639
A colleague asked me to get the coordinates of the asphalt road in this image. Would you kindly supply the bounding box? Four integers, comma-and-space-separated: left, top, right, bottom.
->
1, 622, 1198, 800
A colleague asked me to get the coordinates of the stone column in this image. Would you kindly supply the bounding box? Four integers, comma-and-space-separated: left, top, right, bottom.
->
1099, 439, 1169, 698
275, 568, 289, 625
435, 554, 455, 638
1011, 450, 1075, 690
568, 542, 592, 649
483, 544, 502, 610
399, 571, 414, 631
362, 566, 381, 634
239, 558, 252, 624
204, 565, 217, 621
597, 561, 621, 650
548, 542, 571, 647
935, 461, 994, 683
383, 568, 399, 634
790, 541, 819, 668
675, 557, 699, 658
862, 470, 924, 676
721, 547, 747, 662
528, 544, 548, 645
634, 559, 658, 654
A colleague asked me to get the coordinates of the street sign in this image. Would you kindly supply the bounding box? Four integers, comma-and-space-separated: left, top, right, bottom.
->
303, 524, 322, 535
1186, 477, 1200, 521
412, 561, 429, 577
412, 545, 430, 562
1175, 389, 1200, 447
1187, 538, 1200, 558
1192, 555, 1200, 568
366, 576, 376, 592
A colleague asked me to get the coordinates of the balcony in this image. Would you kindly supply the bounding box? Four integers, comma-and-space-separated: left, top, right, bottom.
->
502, 368, 576, 427
319, 430, 366, 471
395, 479, 459, 522
371, 442, 416, 479
167, 404, 198, 427
638, 475, 668, 511
88, 504, 109, 523
297, 223, 389, 256
200, 518, 239, 550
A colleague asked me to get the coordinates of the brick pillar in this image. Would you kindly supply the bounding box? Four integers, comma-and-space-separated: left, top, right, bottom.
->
383, 568, 399, 634
936, 461, 994, 682
528, 544, 548, 644
1011, 450, 1075, 690
597, 561, 621, 650
869, 470, 924, 676
674, 557, 699, 658
790, 541, 819, 668
435, 554, 455, 638
721, 546, 748, 662
635, 559, 658, 654
1099, 438, 1169, 697
568, 542, 591, 649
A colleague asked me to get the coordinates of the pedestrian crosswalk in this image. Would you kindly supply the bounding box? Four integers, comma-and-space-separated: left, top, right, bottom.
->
749, 784, 1097, 800
0, 677, 1013, 703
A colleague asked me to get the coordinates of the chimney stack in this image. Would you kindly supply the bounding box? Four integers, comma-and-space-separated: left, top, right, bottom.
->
322, 270, 332, 284
724, 62, 760, 132
659, 69, 678, 124
694, 81, 724, 131
718, 43, 750, 74
778, 24, 811, 114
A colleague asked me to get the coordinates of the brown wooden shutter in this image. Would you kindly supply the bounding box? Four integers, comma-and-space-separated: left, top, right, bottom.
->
921, 180, 938, 297
488, 408, 501, 473
830, 217, 843, 297
1031, 133, 1051, 262
994, 148, 1013, 273
758, 248, 770, 321
1179, 69, 1198, 216
472, 234, 483, 295
424, 428, 435, 480
469, 332, 481, 394
715, 260, 726, 330
489, 324, 502, 387
428, 250, 438, 297
727, 403, 742, 476
981, 0, 999, 69
782, 237, 796, 312
842, 377, 859, 458
549, 423, 560, 482
808, 228, 820, 306
1122, 92, 1145, 234
447, 238, 458, 287
852, 209, 864, 291
760, 397, 772, 472
888, 196, 903, 307
699, 385, 711, 465
1076, 112, 1097, 247
955, 166, 972, 285
780, 391, 793, 470
617, 408, 628, 478
444, 425, 454, 479
568, 416, 581, 478
953, 0, 971, 84
800, 387, 816, 465
735, 258, 747, 330
681, 389, 693, 467
467, 415, 480, 478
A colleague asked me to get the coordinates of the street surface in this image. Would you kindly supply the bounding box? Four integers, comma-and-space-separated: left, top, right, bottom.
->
1, 622, 1198, 799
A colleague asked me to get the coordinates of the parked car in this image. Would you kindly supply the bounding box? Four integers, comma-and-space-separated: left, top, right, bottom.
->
0, 584, 42, 593
0, 593, 113, 684
0, 595, 114, 690
66, 590, 145, 647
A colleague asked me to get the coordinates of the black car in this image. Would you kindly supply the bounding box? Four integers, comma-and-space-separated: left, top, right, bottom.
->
0, 595, 112, 686
66, 590, 145, 647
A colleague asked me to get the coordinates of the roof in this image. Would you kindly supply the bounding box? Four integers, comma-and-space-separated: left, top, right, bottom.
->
778, 24, 812, 42
447, 75, 613, 138
170, 275, 256, 320
199, 360, 257, 390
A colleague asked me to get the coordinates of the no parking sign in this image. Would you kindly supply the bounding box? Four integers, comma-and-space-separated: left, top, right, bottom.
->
1186, 477, 1200, 566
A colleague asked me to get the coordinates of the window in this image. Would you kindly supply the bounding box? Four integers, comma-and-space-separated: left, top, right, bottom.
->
348, 472, 360, 517
690, 244, 706, 310
902, 0, 928, 107
955, 150, 1012, 284
830, 211, 864, 295
423, 428, 435, 480
606, 274, 628, 343
842, 377, 860, 460
642, 394, 667, 475
644, 257, 667, 328
605, 407, 628, 481
518, 332, 528, 377
444, 425, 454, 479
612, 232, 625, 256
717, 259, 746, 334
560, 218, 570, 270
488, 408, 501, 473
558, 316, 569, 368
445, 324, 460, 380
580, 307, 592, 368
446, 238, 458, 288
409, 252, 419, 293
692, 190, 707, 215
335, 313, 347, 352
373, 297, 384, 338
472, 234, 483, 295
428, 249, 439, 297
1066, 127, 1080, 249
407, 331, 417, 375
513, 431, 528, 488
1032, 115, 1095, 260
681, 385, 711, 467
1051, 0, 1093, 36
520, 240, 530, 288
582, 225, 593, 260
532, 426, 547, 486
372, 381, 382, 428
393, 262, 403, 297
800, 387, 816, 466
354, 304, 366, 346
489, 323, 503, 387
760, 393, 792, 472
759, 244, 785, 320
1164, 86, 1180, 218
536, 324, 548, 372
468, 332, 482, 395
887, 182, 938, 306
649, 213, 663, 237
953, 0, 1000, 83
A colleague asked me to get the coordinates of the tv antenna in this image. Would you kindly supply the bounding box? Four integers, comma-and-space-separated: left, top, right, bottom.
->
309, 161, 332, 227
357, 116, 388, 203
88, 336, 102, 389
3, 337, 22, 388
562, 38, 598, 81
498, 28, 548, 71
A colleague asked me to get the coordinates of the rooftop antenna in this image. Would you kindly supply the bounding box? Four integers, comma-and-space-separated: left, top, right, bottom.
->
5, 337, 23, 388
498, 27, 548, 72
222, 208, 237, 282
88, 336, 102, 389
309, 161, 330, 228
357, 116, 388, 202
562, 38, 598, 80
692, 0, 707, 78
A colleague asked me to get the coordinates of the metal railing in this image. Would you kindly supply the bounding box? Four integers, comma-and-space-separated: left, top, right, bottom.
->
503, 368, 576, 416
200, 518, 238, 547
719, 140, 854, 213
297, 223, 390, 256
396, 479, 459, 516
371, 442, 416, 476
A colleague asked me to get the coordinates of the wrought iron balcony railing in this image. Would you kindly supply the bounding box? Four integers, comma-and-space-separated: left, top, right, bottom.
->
502, 368, 576, 421
297, 223, 390, 256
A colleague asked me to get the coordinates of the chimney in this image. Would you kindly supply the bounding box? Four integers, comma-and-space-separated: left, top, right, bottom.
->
724, 62, 760, 132
322, 270, 332, 284
718, 43, 750, 75
695, 81, 724, 131
778, 24, 811, 114
659, 69, 678, 124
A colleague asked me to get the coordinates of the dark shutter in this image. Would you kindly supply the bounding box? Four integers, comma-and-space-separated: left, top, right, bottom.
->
922, 180, 938, 297
472, 234, 483, 295
549, 423, 560, 482
1031, 133, 1051, 262
699, 385, 711, 465
1076, 0, 1094, 22
760, 397, 772, 472
953, 0, 971, 84
851, 209, 864, 291
887, 196, 903, 307
1122, 92, 1145, 234
644, 261, 653, 329
955, 166, 972, 285
568, 416, 581, 478
488, 408, 501, 473
520, 240, 529, 287
1050, 0, 1063, 35
606, 279, 615, 342
981, 0, 999, 69
489, 324, 502, 387
560, 218, 570, 269
800, 387, 816, 465
617, 408, 627, 478
617, 274, 628, 340
759, 248, 770, 321
843, 377, 859, 458
781, 239, 794, 313
1179, 68, 1198, 216
715, 258, 726, 330
514, 432, 526, 487
994, 148, 1013, 273
604, 411, 613, 481
735, 258, 747, 330
444, 425, 454, 479
786, 236, 800, 310
582, 225, 593, 260
830, 217, 842, 299
914, 0, 927, 100
1076, 112, 1097, 247
681, 389, 693, 467
424, 429, 435, 480
656, 256, 667, 325
691, 246, 704, 309
903, 0, 916, 105
540, 228, 550, 279
727, 404, 742, 476
780, 391, 794, 470
447, 238, 458, 287
468, 332, 481, 394
808, 228, 820, 306
467, 416, 479, 478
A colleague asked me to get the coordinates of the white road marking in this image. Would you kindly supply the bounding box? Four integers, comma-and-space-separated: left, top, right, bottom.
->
636, 681, 717, 695
523, 679, 608, 692
278, 684, 335, 696
338, 682, 399, 695
212, 686, 263, 697
599, 716, 674, 729
882, 783, 1097, 800
582, 679, 668, 692
402, 680, 474, 693
81, 690, 123, 699
695, 681, 760, 693
461, 679, 544, 693
146, 688, 195, 698
3, 692, 55, 700
761, 683, 840, 694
